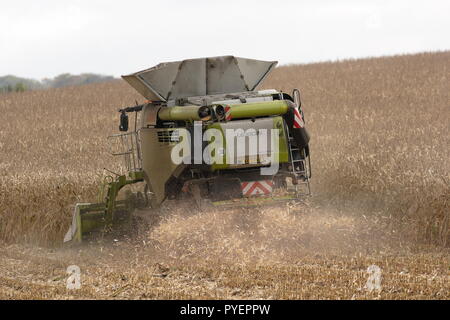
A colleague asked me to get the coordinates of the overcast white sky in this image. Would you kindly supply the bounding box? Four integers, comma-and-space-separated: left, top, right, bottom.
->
1, 0, 449, 79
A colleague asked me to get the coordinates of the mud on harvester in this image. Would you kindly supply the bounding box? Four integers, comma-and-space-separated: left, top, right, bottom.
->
64, 56, 311, 243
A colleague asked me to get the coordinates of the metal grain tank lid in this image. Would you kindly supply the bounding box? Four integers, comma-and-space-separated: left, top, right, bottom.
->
122, 56, 277, 102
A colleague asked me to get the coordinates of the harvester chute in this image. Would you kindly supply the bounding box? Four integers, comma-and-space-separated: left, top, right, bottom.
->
122, 56, 277, 101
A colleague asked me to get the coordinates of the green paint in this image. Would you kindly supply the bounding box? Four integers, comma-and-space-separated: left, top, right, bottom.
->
71, 171, 144, 242
158, 106, 203, 121
219, 100, 288, 119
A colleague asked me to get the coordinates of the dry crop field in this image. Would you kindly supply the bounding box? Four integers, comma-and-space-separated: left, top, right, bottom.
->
0, 52, 448, 299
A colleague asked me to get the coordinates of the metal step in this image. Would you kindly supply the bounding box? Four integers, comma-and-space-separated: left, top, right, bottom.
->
287, 132, 311, 196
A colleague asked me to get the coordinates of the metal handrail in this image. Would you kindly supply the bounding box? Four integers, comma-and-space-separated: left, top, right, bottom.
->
107, 131, 142, 172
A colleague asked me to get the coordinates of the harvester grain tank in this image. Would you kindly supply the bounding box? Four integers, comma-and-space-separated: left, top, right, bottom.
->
64, 56, 311, 243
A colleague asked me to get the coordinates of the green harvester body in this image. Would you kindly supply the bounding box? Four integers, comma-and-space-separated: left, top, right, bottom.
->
64, 56, 311, 243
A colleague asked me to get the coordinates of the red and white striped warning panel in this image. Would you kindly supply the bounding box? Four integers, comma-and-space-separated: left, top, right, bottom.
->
224, 105, 232, 121
293, 108, 305, 128
241, 180, 274, 197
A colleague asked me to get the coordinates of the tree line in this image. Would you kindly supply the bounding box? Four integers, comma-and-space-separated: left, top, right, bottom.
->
0, 73, 116, 94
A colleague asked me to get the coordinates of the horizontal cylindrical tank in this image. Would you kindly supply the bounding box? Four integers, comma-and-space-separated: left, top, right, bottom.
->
158, 106, 211, 121
216, 100, 289, 121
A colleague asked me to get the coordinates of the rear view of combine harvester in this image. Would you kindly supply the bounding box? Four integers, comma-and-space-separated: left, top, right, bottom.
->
64, 56, 311, 243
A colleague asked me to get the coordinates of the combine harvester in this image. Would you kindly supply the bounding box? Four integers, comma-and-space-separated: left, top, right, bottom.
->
64, 56, 311, 243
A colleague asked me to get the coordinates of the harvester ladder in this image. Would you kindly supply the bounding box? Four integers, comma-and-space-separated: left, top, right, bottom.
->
288, 136, 311, 196
107, 131, 142, 173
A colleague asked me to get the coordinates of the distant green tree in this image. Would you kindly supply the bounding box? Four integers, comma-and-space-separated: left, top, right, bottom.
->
7, 84, 13, 92
15, 82, 26, 92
